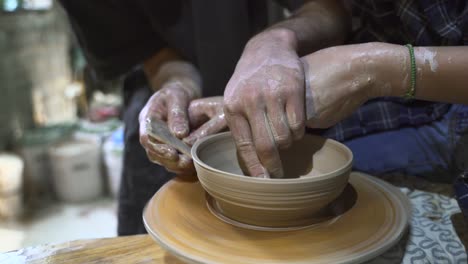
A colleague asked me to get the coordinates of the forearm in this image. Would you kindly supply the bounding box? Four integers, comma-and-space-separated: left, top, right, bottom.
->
269, 0, 350, 55
143, 48, 179, 76
299, 42, 468, 130
143, 48, 201, 97
373, 44, 468, 104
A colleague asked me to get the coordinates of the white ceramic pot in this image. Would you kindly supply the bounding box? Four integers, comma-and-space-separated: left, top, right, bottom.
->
0, 153, 24, 219
0, 154, 23, 193
49, 140, 103, 202
103, 127, 124, 197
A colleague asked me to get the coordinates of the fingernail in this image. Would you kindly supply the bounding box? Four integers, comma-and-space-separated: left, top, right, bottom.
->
174, 126, 189, 138
153, 145, 178, 160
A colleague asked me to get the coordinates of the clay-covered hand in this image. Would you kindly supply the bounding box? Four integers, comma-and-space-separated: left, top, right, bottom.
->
302, 43, 388, 129
139, 61, 201, 176
184, 96, 227, 146
224, 29, 305, 178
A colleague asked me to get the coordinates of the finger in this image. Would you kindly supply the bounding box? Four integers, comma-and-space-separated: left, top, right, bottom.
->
146, 148, 184, 173
139, 117, 153, 152
163, 154, 195, 175
188, 100, 210, 129
146, 141, 178, 162
248, 110, 284, 178
183, 114, 227, 145
147, 144, 193, 172
166, 90, 190, 138
266, 99, 292, 149
146, 149, 163, 165
285, 89, 306, 140
147, 93, 167, 121
177, 154, 195, 172
146, 146, 178, 164
149, 104, 166, 122
225, 111, 269, 178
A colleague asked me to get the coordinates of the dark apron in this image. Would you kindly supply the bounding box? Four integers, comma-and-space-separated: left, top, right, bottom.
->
118, 69, 174, 235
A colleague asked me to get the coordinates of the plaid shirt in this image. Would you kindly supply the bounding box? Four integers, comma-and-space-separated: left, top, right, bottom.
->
321, 0, 468, 141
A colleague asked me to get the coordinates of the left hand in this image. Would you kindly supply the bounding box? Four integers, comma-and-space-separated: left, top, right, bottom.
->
145, 96, 227, 176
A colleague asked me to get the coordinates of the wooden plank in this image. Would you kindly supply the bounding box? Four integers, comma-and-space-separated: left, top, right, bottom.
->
0, 235, 183, 264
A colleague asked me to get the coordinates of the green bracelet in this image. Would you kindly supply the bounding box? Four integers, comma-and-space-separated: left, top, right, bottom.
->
404, 44, 416, 99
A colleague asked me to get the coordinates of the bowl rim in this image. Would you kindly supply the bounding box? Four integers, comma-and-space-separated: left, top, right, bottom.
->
191, 132, 353, 184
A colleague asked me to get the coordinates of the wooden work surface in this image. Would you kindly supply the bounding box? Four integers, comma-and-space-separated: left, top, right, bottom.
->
0, 235, 181, 264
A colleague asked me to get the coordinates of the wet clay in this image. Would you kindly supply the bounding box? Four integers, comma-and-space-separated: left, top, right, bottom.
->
237, 136, 327, 178
206, 183, 357, 231
202, 133, 350, 178
143, 172, 411, 264
192, 133, 352, 228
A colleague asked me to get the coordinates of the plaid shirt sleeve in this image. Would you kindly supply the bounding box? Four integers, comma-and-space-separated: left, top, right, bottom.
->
320, 99, 451, 141
320, 0, 468, 142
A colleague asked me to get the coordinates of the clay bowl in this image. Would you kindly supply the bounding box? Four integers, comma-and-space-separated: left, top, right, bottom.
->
191, 132, 353, 228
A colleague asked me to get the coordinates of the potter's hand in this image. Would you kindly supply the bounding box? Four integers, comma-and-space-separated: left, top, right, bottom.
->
139, 61, 201, 176
184, 96, 227, 146
302, 43, 386, 129
224, 29, 305, 178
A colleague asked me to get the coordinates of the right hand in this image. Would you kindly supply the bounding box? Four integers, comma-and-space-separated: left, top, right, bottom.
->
223, 29, 305, 178
184, 96, 227, 146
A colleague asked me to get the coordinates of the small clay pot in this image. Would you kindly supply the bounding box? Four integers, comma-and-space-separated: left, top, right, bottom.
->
191, 132, 353, 228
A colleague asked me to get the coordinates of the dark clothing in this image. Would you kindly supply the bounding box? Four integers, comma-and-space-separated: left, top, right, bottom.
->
351, 0, 468, 46
322, 99, 451, 142
59, 0, 298, 235
59, 0, 298, 96
119, 70, 171, 235
321, 0, 468, 142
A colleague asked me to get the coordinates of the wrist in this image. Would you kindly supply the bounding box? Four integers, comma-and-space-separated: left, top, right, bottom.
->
339, 43, 384, 100
143, 48, 180, 82
349, 43, 408, 98
163, 77, 202, 99
149, 61, 202, 97
365, 43, 410, 98
247, 27, 298, 52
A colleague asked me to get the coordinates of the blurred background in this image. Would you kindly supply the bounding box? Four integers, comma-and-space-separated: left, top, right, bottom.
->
0, 0, 124, 252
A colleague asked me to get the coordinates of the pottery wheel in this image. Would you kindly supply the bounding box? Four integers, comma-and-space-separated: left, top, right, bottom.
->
143, 172, 411, 264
